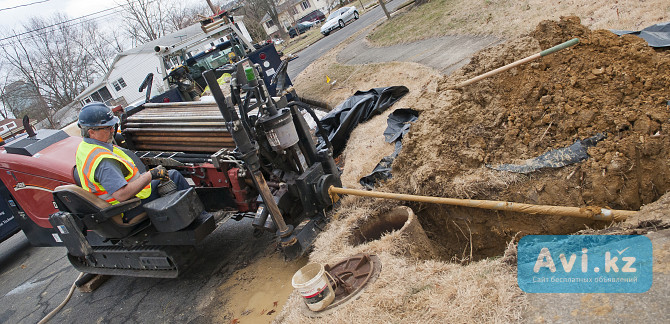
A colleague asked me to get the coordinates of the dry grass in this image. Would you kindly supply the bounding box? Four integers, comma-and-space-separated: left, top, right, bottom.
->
448, 167, 521, 199
279, 2, 379, 55
274, 197, 527, 322
281, 27, 324, 56
368, 0, 670, 46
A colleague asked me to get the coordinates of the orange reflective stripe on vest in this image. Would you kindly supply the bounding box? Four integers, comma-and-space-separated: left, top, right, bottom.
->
75, 141, 152, 204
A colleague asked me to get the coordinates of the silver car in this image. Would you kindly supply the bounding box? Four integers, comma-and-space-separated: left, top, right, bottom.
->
320, 6, 359, 36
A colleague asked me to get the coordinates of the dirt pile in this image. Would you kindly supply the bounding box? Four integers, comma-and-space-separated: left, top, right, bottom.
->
385, 16, 670, 260
276, 17, 670, 323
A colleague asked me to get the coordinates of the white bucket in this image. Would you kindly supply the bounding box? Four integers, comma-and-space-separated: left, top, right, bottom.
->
292, 263, 335, 311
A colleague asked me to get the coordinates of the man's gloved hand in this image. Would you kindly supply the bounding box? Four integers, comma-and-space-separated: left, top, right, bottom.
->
149, 165, 169, 180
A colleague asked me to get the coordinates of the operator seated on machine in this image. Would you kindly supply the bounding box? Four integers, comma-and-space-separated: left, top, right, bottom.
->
75, 102, 190, 223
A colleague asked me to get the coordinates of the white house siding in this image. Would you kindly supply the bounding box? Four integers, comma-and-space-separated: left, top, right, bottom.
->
107, 53, 166, 105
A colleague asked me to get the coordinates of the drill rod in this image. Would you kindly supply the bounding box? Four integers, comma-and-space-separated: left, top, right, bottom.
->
203, 69, 291, 236
328, 186, 635, 221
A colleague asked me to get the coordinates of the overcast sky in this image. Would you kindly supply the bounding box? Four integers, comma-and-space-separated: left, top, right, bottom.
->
0, 0, 217, 31
0, 0, 120, 30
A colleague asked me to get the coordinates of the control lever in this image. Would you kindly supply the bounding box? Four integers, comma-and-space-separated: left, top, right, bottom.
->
202, 69, 293, 238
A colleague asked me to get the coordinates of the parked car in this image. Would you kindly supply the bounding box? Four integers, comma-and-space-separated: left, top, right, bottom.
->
298, 10, 326, 23
289, 21, 315, 38
320, 6, 359, 36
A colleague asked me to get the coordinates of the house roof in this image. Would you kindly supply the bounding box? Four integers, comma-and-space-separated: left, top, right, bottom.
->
262, 0, 307, 22
278, 0, 304, 12
74, 23, 212, 102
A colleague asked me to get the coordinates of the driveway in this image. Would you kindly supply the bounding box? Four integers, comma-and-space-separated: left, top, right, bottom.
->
337, 34, 500, 75
288, 0, 500, 79
288, 0, 406, 79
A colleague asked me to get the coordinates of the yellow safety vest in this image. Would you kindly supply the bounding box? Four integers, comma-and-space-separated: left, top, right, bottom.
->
75, 141, 151, 204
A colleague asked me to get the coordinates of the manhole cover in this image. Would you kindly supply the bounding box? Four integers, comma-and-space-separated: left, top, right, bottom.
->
300, 254, 382, 317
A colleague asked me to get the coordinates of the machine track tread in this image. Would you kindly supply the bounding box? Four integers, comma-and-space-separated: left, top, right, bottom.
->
67, 245, 194, 278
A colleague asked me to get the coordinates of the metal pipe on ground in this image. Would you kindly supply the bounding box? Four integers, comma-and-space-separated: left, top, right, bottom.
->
124, 128, 228, 133
125, 116, 225, 123
134, 144, 233, 152
124, 122, 226, 128
131, 107, 221, 112
133, 111, 222, 117
328, 186, 635, 221
143, 102, 218, 108
136, 151, 214, 159
132, 136, 234, 143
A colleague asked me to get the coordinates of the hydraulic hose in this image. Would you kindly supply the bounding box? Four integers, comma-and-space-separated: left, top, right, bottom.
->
38, 272, 85, 324
286, 101, 333, 151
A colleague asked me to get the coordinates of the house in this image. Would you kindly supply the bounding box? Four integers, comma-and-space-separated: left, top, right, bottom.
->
261, 0, 332, 38
0, 118, 38, 141
74, 18, 253, 108
0, 119, 21, 136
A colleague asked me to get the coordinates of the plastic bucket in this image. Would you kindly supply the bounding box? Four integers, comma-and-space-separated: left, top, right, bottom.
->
292, 263, 335, 311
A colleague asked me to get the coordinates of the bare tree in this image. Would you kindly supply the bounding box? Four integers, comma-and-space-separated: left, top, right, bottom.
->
23, 15, 96, 111
74, 21, 120, 75
238, 0, 270, 41
109, 29, 127, 53
0, 14, 116, 126
118, 0, 175, 44
0, 31, 54, 125
0, 65, 12, 119
167, 2, 211, 31
243, 0, 287, 40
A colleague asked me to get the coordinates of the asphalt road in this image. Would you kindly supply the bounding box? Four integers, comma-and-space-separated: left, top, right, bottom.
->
0, 218, 274, 323
288, 0, 404, 80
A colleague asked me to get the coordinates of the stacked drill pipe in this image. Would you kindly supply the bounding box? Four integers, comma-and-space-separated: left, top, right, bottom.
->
122, 102, 235, 153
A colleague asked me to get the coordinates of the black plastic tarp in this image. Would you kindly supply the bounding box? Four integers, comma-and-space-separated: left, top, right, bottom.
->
318, 86, 409, 157
611, 21, 670, 48
487, 133, 606, 174
360, 108, 419, 188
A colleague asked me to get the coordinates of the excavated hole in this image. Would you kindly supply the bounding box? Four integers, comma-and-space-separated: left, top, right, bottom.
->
345, 203, 609, 262
349, 208, 408, 246
414, 204, 607, 262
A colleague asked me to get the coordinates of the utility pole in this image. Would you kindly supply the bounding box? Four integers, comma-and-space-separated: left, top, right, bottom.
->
378, 0, 391, 20
205, 0, 218, 15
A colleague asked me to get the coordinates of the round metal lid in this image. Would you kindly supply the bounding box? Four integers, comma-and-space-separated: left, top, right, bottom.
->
300, 253, 382, 317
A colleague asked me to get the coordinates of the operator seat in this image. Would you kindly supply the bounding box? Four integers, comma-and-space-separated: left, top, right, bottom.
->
53, 184, 149, 239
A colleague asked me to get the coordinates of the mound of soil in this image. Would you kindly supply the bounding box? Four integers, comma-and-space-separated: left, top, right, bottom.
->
387, 16, 670, 260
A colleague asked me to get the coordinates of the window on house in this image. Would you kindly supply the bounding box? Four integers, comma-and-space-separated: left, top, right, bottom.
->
91, 92, 102, 102
98, 86, 112, 102
300, 1, 311, 10
111, 78, 127, 91
290, 7, 298, 15
266, 20, 275, 28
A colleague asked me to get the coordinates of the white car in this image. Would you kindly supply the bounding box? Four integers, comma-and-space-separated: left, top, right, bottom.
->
320, 6, 359, 36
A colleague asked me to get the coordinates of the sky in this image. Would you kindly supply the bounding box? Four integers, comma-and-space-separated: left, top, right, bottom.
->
0, 0, 217, 31
0, 0, 120, 30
